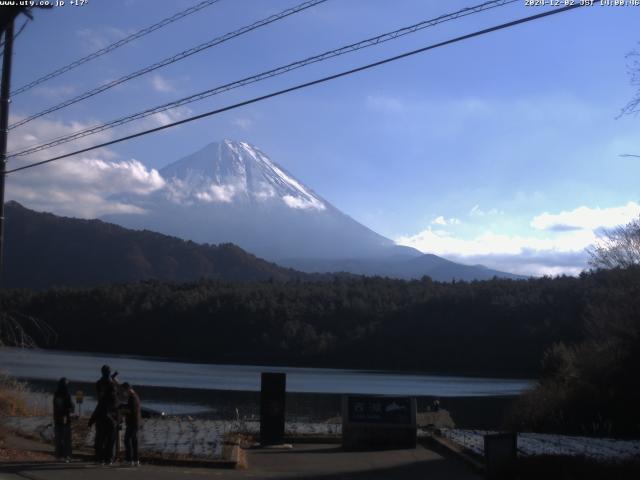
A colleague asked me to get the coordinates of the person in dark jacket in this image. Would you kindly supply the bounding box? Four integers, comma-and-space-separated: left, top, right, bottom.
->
53, 377, 74, 461
95, 364, 117, 401
89, 365, 119, 464
120, 383, 142, 466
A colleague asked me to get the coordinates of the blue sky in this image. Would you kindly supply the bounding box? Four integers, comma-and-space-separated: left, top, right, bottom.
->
5, 0, 640, 275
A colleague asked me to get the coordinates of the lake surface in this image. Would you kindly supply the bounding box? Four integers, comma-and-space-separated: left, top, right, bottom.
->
0, 347, 533, 397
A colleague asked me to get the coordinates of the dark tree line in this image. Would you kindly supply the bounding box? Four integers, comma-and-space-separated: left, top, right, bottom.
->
506, 266, 640, 437
3, 268, 635, 378
3, 265, 639, 435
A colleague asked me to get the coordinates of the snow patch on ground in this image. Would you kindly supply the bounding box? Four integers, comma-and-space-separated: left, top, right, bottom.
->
4, 416, 342, 460
440, 429, 640, 461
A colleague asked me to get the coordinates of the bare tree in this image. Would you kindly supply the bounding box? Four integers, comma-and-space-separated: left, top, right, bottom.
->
0, 310, 55, 348
620, 46, 640, 117
587, 216, 640, 269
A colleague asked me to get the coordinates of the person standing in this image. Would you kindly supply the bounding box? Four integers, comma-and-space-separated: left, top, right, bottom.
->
89, 365, 119, 464
120, 383, 142, 467
95, 364, 118, 401
53, 377, 74, 462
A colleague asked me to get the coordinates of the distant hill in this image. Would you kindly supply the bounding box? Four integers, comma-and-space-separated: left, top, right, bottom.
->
3, 201, 306, 289
280, 254, 526, 281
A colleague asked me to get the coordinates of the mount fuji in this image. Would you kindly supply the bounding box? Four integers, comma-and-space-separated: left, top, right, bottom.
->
104, 140, 523, 281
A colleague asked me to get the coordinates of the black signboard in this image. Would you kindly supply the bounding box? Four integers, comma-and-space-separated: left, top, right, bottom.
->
259, 372, 286, 445
342, 395, 417, 449
347, 395, 412, 424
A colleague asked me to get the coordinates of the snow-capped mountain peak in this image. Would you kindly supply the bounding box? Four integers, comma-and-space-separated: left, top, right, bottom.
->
104, 139, 406, 262
160, 140, 326, 211
101, 139, 519, 279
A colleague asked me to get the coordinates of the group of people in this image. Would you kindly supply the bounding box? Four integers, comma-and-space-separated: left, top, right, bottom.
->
52, 364, 142, 466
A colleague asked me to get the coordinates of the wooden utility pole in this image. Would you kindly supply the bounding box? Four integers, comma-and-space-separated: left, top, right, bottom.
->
0, 14, 16, 287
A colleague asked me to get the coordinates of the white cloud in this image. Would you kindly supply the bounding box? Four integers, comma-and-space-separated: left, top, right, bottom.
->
32, 85, 76, 99
469, 205, 482, 216
5, 117, 164, 218
395, 202, 640, 276
432, 215, 460, 226
365, 94, 492, 118
254, 182, 276, 200
282, 194, 325, 210
531, 202, 640, 231
76, 28, 108, 50
147, 106, 192, 128
151, 74, 175, 93
396, 226, 594, 277
232, 117, 254, 130
7, 157, 165, 218
76, 27, 127, 52
163, 178, 191, 205
398, 227, 595, 257
469, 205, 502, 217
8, 115, 115, 159
195, 184, 238, 203
366, 95, 405, 113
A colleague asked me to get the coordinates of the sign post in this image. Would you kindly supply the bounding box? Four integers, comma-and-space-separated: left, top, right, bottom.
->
260, 372, 286, 446
75, 390, 84, 417
484, 432, 517, 479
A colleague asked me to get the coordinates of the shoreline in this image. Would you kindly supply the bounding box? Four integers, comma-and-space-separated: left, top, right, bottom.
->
22, 378, 517, 429
0, 346, 537, 381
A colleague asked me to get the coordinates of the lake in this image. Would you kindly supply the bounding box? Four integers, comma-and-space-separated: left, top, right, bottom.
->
0, 347, 533, 397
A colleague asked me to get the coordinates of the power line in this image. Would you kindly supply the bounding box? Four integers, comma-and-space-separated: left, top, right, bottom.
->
5, 3, 585, 176
9, 0, 328, 131
10, 0, 222, 97
8, 0, 518, 159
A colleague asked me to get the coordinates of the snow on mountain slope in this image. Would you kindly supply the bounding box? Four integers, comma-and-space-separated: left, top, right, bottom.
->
102, 140, 525, 280
104, 140, 412, 261
160, 140, 325, 211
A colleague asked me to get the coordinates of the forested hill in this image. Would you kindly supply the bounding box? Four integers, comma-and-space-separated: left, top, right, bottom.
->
3, 201, 307, 289
5, 268, 635, 378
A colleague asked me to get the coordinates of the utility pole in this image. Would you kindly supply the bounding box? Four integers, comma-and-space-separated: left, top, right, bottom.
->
0, 16, 15, 288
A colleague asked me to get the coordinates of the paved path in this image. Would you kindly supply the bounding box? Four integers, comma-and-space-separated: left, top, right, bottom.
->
1, 438, 480, 480
243, 442, 481, 479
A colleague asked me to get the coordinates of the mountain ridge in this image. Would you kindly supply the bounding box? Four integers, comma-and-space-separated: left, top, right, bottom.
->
2, 201, 309, 289
4, 201, 524, 288
8, 139, 524, 283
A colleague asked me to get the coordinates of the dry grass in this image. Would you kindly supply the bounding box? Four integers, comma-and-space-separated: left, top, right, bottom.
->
227, 432, 256, 449
0, 446, 52, 462
0, 371, 32, 419
417, 409, 455, 429
0, 371, 72, 463
0, 370, 44, 447
71, 419, 90, 450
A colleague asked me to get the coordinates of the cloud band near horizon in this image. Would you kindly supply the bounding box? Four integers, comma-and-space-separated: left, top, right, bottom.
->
396, 202, 640, 277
